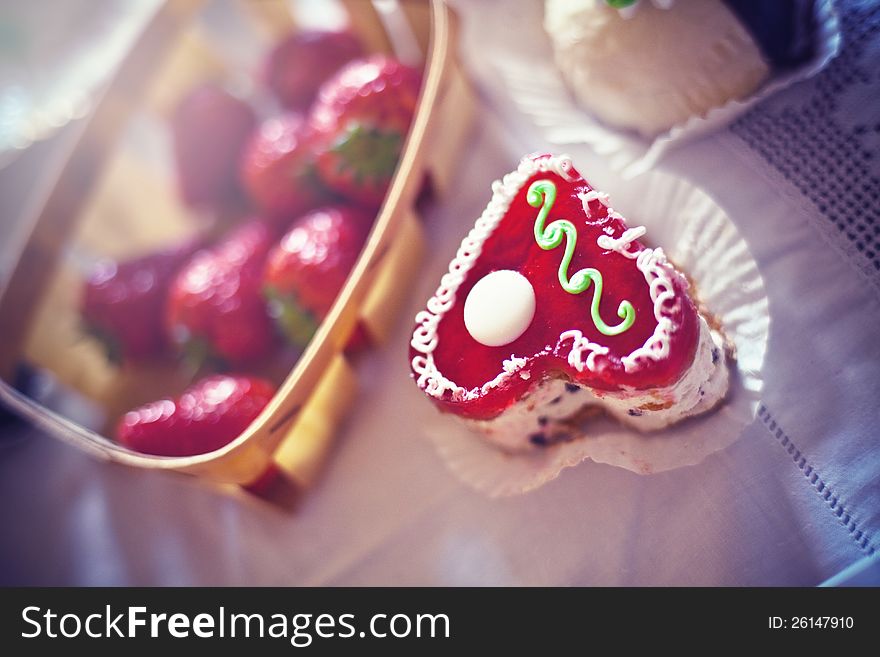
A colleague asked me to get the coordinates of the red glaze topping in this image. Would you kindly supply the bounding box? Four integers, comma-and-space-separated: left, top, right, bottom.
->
411, 155, 699, 420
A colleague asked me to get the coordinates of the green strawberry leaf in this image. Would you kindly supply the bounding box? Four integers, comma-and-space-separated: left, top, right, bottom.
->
330, 122, 402, 186
81, 321, 123, 366
265, 286, 320, 348
177, 334, 228, 377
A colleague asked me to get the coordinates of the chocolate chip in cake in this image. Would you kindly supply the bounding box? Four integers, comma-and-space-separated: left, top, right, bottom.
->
538, 416, 549, 427
627, 409, 643, 417
529, 432, 549, 446
550, 396, 562, 405
565, 383, 580, 394
711, 347, 720, 365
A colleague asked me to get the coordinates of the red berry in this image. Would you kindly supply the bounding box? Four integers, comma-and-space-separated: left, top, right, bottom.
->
310, 56, 422, 207
264, 30, 364, 110
166, 221, 277, 365
264, 206, 372, 346
81, 242, 198, 362
116, 374, 275, 456
171, 84, 256, 209
240, 115, 330, 223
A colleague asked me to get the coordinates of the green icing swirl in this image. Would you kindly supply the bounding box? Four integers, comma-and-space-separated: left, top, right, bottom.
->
605, 0, 638, 8
527, 179, 635, 337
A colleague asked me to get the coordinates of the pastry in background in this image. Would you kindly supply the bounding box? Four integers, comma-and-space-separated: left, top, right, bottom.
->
410, 154, 730, 452
544, 0, 816, 138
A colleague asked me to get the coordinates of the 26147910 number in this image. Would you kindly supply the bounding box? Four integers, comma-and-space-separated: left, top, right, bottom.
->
769, 616, 854, 629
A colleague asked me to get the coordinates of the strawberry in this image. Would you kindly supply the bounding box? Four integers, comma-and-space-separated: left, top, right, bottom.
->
171, 84, 256, 209
166, 221, 277, 366
264, 30, 364, 111
240, 114, 331, 223
81, 242, 198, 362
309, 56, 422, 207
263, 206, 372, 346
116, 374, 275, 456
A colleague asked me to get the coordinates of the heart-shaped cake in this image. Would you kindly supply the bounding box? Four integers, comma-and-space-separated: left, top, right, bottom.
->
410, 154, 729, 451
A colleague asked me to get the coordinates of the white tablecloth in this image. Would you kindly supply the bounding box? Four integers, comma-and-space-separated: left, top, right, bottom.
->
1, 0, 878, 585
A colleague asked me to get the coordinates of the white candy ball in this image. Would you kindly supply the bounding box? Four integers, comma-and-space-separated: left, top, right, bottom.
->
464, 270, 536, 347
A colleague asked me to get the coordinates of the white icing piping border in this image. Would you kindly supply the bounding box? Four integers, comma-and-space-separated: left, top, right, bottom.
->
410, 154, 679, 401
593, 225, 679, 373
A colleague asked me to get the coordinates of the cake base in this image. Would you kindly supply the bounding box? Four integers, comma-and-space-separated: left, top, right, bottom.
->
464, 318, 731, 453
